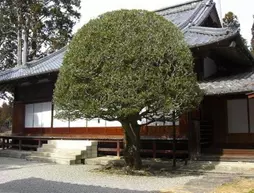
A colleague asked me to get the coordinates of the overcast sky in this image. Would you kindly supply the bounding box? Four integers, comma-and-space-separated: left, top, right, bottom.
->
74, 0, 254, 46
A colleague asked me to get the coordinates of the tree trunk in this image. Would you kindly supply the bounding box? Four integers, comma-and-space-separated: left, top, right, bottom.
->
121, 119, 142, 170
17, 6, 22, 66
17, 30, 22, 66
22, 28, 27, 65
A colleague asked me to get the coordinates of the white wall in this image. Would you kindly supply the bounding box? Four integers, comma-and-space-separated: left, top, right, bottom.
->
25, 104, 34, 128
25, 102, 179, 128
148, 120, 179, 126
227, 99, 248, 133
204, 57, 217, 79
25, 102, 52, 128
70, 119, 86, 127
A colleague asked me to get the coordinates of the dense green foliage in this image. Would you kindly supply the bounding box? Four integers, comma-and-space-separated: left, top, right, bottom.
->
54, 9, 201, 122
54, 9, 202, 169
0, 0, 80, 69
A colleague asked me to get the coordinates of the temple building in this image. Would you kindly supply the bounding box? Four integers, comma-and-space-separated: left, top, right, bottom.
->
0, 0, 254, 163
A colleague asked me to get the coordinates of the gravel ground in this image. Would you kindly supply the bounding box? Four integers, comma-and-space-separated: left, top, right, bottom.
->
0, 157, 203, 193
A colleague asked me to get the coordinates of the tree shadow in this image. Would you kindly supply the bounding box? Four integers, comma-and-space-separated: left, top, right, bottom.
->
96, 158, 219, 177
0, 177, 157, 193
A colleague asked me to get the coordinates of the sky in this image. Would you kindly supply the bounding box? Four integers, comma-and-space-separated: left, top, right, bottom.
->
74, 0, 254, 45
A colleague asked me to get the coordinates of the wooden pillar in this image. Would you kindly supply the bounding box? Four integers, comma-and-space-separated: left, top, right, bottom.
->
7, 138, 9, 149
152, 140, 156, 158
116, 140, 120, 157
38, 139, 42, 148
247, 97, 251, 133
2, 138, 5, 149
188, 112, 200, 160
19, 139, 22, 150
51, 103, 54, 134
12, 102, 25, 135
172, 111, 176, 168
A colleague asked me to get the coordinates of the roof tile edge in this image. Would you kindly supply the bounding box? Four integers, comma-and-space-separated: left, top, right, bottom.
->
154, 0, 203, 13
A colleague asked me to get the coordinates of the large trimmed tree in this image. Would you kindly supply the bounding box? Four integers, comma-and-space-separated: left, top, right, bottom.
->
54, 10, 202, 169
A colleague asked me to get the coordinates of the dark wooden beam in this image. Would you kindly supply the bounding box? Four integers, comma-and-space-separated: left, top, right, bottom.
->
247, 97, 251, 133
188, 111, 200, 160
172, 111, 176, 168
51, 103, 54, 134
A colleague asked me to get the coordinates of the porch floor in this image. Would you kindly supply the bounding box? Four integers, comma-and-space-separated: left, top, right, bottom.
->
200, 148, 254, 162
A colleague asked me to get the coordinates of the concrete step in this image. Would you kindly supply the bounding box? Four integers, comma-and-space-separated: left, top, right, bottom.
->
41, 144, 97, 151
37, 147, 86, 155
32, 151, 86, 160
85, 156, 121, 165
86, 151, 98, 158
48, 140, 98, 145
26, 155, 82, 165
48, 140, 98, 149
29, 140, 98, 165
37, 147, 97, 157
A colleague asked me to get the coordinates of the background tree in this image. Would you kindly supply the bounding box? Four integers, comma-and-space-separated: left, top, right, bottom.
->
223, 11, 247, 46
251, 16, 254, 55
0, 0, 81, 70
0, 102, 12, 132
54, 10, 202, 169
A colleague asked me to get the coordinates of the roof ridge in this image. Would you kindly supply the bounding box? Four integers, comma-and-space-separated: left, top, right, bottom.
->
191, 0, 215, 26
154, 0, 203, 13
179, 0, 210, 29
26, 46, 67, 67
187, 26, 237, 36
0, 46, 67, 80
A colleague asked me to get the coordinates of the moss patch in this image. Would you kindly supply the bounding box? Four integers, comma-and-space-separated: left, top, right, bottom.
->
213, 178, 254, 193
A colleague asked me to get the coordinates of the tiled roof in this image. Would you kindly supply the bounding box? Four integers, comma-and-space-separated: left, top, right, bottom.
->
199, 71, 254, 95
156, 0, 203, 28
0, 47, 66, 83
0, 0, 245, 91
155, 0, 214, 29
184, 26, 238, 48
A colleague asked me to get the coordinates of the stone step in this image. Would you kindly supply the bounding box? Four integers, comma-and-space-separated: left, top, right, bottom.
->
32, 151, 85, 160
41, 144, 97, 151
85, 156, 121, 165
48, 140, 98, 145
28, 140, 98, 165
87, 151, 98, 158
26, 155, 82, 165
48, 140, 98, 149
37, 147, 86, 155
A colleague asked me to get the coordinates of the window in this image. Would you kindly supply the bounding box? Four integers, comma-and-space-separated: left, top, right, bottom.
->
227, 99, 248, 133
25, 102, 52, 128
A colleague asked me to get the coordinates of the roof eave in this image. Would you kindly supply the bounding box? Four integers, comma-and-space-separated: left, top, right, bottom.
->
189, 30, 239, 49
